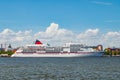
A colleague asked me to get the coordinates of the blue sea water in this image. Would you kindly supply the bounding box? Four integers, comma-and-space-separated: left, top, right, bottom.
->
0, 57, 120, 80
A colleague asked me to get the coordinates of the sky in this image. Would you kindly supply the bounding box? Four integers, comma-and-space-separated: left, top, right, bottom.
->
0, 0, 120, 48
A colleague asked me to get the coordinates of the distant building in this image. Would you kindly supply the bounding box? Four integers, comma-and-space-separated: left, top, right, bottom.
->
0, 44, 5, 51
0, 48, 4, 51
105, 48, 120, 55
5, 44, 13, 51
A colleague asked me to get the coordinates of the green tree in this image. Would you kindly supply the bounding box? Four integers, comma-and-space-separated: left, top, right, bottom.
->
104, 49, 110, 55
5, 51, 14, 56
0, 50, 14, 56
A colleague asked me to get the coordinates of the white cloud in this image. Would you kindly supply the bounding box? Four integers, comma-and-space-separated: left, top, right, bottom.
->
0, 23, 120, 48
92, 1, 112, 5
102, 31, 120, 48
85, 28, 99, 34
0, 29, 32, 47
107, 31, 120, 36
77, 28, 99, 38
34, 23, 75, 45
46, 23, 59, 34
15, 37, 24, 41
35, 23, 74, 39
105, 20, 120, 23
1, 28, 12, 34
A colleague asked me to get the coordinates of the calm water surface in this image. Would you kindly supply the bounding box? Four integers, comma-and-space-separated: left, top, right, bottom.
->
0, 57, 120, 80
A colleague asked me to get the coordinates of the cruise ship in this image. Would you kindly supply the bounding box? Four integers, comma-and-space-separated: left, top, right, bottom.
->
11, 40, 104, 57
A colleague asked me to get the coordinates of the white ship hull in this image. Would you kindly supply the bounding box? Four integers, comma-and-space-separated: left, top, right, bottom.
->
11, 52, 104, 57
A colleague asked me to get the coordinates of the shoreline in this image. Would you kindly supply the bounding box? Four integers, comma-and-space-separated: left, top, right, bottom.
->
103, 55, 120, 57
1, 55, 120, 57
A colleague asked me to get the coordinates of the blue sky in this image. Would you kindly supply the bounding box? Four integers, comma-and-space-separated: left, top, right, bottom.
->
0, 0, 120, 47
0, 0, 120, 32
